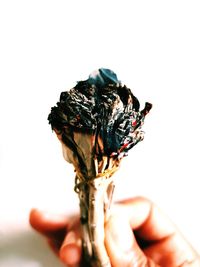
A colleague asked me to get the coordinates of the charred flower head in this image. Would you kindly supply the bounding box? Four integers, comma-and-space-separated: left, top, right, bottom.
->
48, 69, 152, 180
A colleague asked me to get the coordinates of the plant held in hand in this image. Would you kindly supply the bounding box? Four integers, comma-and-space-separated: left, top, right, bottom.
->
48, 68, 152, 267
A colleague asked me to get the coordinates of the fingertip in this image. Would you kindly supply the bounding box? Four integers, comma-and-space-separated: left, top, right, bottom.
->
29, 208, 41, 230
60, 244, 81, 265
59, 230, 82, 266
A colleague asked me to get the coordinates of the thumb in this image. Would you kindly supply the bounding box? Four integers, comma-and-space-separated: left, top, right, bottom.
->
105, 215, 149, 267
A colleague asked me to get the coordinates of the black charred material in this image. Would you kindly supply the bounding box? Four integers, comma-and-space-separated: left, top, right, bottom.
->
48, 69, 152, 158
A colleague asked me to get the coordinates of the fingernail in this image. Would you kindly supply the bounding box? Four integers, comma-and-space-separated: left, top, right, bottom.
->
108, 216, 134, 253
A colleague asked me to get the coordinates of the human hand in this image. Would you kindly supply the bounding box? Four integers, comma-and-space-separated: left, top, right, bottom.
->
29, 197, 200, 267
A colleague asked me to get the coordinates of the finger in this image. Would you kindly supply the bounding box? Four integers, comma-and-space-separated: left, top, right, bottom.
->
116, 197, 175, 241
59, 225, 82, 266
105, 215, 149, 267
29, 209, 69, 235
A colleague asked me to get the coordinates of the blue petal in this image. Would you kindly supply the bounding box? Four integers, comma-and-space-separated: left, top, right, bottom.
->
88, 68, 120, 87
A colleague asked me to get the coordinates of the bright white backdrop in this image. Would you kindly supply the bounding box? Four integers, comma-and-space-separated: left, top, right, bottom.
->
0, 1, 200, 266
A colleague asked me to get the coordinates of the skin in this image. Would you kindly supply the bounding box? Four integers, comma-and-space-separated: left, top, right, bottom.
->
29, 197, 200, 267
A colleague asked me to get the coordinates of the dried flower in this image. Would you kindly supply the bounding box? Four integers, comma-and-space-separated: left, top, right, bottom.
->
48, 69, 152, 267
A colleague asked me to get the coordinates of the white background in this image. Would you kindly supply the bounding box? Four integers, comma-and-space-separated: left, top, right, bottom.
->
0, 1, 200, 266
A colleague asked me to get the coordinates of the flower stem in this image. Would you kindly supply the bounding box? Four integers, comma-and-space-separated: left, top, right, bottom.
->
78, 177, 114, 267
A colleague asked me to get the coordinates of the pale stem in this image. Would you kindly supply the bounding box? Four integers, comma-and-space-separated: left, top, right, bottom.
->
79, 177, 114, 267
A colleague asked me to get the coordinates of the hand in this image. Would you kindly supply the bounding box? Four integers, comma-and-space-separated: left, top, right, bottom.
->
29, 197, 200, 267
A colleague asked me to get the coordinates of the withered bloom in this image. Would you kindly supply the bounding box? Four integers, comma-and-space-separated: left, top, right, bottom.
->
48, 69, 152, 267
